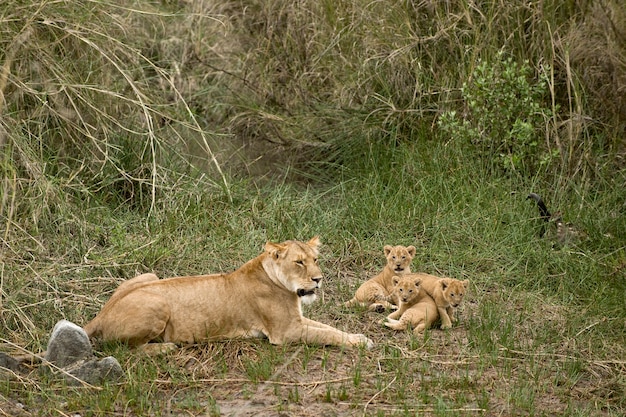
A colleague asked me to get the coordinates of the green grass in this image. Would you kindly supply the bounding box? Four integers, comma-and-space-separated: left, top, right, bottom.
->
2, 0, 625, 415
2, 137, 625, 416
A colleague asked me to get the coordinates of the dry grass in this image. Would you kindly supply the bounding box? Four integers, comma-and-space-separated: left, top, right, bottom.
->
2, 257, 625, 416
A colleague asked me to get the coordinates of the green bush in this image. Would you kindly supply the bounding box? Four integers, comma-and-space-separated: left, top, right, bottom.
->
438, 52, 556, 174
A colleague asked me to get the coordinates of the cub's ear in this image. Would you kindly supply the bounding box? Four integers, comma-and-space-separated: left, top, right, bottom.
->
413, 278, 421, 288
264, 241, 286, 259
407, 245, 416, 257
384, 245, 393, 256
307, 236, 321, 249
440, 278, 450, 290
392, 275, 400, 286
462, 280, 470, 289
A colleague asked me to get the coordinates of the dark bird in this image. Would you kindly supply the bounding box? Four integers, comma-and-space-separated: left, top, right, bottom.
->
526, 193, 586, 246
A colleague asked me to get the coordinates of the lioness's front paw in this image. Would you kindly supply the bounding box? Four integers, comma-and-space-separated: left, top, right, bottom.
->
440, 323, 452, 330
350, 334, 374, 349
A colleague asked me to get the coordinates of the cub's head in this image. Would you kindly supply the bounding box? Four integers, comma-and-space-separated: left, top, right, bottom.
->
383, 245, 416, 275
439, 278, 469, 308
263, 237, 322, 304
391, 275, 422, 305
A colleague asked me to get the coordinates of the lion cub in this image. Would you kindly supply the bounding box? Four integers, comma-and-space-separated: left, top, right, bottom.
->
414, 273, 469, 329
344, 245, 416, 312
383, 275, 438, 334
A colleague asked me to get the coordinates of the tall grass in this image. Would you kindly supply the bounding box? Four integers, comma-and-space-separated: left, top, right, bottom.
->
0, 1, 230, 232
207, 0, 625, 183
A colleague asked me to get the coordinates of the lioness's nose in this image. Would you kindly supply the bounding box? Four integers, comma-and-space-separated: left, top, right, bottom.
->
312, 277, 322, 284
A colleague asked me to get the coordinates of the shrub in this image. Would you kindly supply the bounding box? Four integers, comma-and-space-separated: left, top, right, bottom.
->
438, 52, 555, 174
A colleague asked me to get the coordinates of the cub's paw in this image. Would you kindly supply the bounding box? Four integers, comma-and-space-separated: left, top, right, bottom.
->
369, 303, 386, 313
383, 318, 401, 330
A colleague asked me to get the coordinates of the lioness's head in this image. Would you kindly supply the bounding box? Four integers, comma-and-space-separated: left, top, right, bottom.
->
263, 237, 322, 304
440, 278, 469, 308
383, 245, 416, 275
391, 275, 422, 304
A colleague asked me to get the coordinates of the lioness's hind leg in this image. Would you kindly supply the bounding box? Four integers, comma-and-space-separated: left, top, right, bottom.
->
98, 292, 171, 347
105, 273, 160, 307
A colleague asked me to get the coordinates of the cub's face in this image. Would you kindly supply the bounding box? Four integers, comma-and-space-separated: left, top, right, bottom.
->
391, 275, 422, 304
441, 279, 469, 308
264, 237, 322, 304
383, 245, 416, 274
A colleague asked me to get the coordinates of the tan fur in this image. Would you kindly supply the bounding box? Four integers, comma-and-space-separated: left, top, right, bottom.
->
84, 238, 373, 350
383, 275, 439, 334
385, 275, 423, 321
410, 273, 469, 329
344, 245, 416, 311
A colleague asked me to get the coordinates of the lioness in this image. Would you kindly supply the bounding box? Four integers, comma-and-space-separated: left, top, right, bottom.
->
344, 245, 416, 312
414, 273, 469, 329
383, 275, 439, 334
84, 237, 373, 350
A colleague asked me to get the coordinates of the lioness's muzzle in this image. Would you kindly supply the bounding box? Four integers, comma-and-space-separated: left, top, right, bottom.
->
297, 289, 316, 297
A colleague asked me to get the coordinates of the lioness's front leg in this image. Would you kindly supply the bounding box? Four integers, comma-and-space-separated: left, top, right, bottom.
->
288, 319, 373, 349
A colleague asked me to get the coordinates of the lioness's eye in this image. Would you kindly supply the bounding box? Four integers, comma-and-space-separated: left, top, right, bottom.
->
295, 260, 304, 266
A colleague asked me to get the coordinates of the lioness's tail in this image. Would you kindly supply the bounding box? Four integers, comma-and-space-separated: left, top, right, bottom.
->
82, 318, 100, 339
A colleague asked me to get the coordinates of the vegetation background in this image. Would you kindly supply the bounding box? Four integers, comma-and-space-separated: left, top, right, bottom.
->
1, 0, 624, 416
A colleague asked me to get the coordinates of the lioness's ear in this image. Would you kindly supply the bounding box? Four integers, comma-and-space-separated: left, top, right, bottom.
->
384, 245, 393, 256
264, 241, 286, 259
407, 246, 416, 257
307, 236, 321, 249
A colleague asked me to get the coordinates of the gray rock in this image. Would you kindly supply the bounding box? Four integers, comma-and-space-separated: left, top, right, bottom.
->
64, 356, 124, 386
0, 351, 24, 374
45, 320, 93, 368
43, 320, 125, 385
